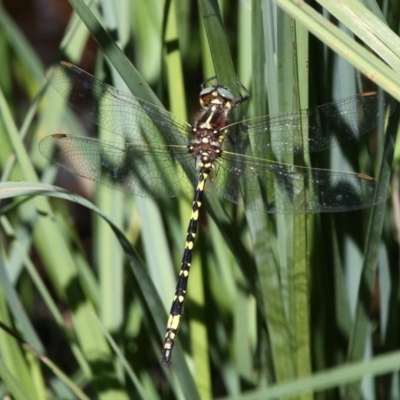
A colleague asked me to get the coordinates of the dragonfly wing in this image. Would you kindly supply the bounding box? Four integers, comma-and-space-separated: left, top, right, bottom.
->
215, 153, 389, 213
39, 134, 196, 198
46, 62, 191, 146
225, 92, 396, 156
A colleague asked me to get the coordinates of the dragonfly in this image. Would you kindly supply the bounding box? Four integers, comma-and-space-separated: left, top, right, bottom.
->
39, 61, 394, 367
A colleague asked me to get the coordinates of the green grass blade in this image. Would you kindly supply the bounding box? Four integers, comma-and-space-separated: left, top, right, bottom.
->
274, 0, 400, 99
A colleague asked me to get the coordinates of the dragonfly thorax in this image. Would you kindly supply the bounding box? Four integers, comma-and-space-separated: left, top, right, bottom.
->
189, 128, 225, 167
189, 85, 234, 169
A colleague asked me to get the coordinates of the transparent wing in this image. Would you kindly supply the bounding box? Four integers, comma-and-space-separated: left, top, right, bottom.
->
39, 134, 197, 198
43, 62, 391, 211
225, 92, 396, 156
46, 61, 192, 147
213, 152, 389, 213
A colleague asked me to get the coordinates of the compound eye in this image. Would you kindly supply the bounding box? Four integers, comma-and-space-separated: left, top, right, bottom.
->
199, 87, 215, 97
216, 87, 234, 101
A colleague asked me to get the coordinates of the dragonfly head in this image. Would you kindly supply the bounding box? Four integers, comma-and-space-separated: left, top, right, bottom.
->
199, 85, 235, 111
